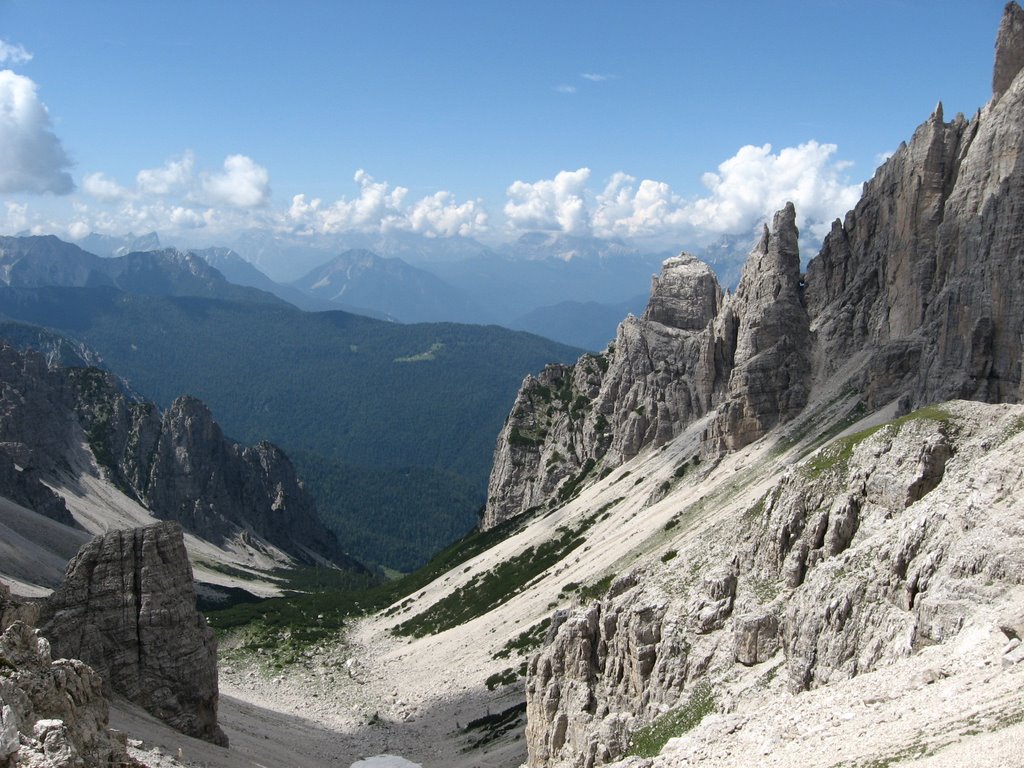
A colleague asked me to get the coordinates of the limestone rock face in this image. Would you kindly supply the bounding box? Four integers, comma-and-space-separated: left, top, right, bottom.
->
488, 3, 1024, 530
707, 203, 811, 451
0, 620, 133, 768
484, 213, 811, 528
807, 3, 1024, 408
482, 255, 722, 529
39, 521, 227, 746
994, 0, 1024, 100
525, 402, 1024, 767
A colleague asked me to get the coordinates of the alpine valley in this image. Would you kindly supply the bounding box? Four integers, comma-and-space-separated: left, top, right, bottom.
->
3, 5, 1024, 768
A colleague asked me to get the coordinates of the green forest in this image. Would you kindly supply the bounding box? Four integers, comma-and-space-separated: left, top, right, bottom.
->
0, 286, 582, 570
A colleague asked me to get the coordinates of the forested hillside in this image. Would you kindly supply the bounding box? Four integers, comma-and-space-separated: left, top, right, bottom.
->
0, 285, 581, 569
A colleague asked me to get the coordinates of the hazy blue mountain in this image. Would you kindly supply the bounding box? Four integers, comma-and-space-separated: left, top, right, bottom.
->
78, 231, 162, 258
189, 246, 344, 313
508, 294, 649, 351
0, 236, 286, 307
292, 248, 491, 324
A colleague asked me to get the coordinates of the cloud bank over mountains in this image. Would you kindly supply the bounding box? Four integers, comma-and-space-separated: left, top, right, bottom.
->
0, 36, 861, 250
12, 141, 860, 250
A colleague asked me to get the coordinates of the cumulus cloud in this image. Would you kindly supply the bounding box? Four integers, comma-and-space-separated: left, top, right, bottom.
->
407, 191, 488, 237
0, 41, 32, 66
553, 84, 577, 94
580, 73, 610, 82
688, 141, 861, 241
504, 168, 591, 236
82, 172, 130, 202
136, 152, 195, 196
289, 170, 487, 238
201, 154, 271, 208
507, 143, 860, 246
0, 70, 74, 194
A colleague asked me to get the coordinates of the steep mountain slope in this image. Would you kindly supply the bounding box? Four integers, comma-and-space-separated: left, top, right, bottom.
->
293, 248, 488, 323
459, 6, 1024, 766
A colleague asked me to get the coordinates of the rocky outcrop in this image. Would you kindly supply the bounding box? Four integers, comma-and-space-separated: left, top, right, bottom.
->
0, 620, 134, 767
484, 211, 808, 528
994, 0, 1024, 100
525, 402, 1024, 766
482, 255, 722, 528
38, 522, 227, 746
0, 583, 38, 636
706, 203, 811, 451
0, 341, 359, 568
0, 451, 74, 528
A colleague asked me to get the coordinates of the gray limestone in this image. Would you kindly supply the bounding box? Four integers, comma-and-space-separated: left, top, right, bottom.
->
39, 522, 228, 746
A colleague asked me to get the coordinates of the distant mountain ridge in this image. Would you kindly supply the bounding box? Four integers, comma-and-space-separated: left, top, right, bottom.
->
0, 235, 285, 306
293, 248, 487, 323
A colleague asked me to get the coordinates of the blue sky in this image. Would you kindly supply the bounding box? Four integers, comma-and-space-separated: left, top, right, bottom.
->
0, 0, 1009, 250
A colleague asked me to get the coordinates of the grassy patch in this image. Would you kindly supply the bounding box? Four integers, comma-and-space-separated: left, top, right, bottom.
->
625, 682, 714, 758
493, 618, 551, 660
394, 342, 445, 362
206, 510, 539, 656
803, 405, 951, 479
394, 504, 610, 638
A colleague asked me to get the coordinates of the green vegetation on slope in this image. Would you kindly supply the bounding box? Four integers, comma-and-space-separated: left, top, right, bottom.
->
625, 683, 715, 758
0, 286, 582, 569
205, 506, 543, 659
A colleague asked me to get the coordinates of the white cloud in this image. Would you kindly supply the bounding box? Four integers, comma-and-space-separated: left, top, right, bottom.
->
504, 168, 591, 236
82, 171, 130, 202
406, 191, 488, 237
137, 152, 195, 196
201, 154, 271, 208
553, 84, 577, 94
288, 170, 487, 238
0, 70, 74, 194
689, 141, 861, 242
67, 220, 90, 240
580, 73, 609, 82
0, 41, 32, 66
508, 143, 860, 246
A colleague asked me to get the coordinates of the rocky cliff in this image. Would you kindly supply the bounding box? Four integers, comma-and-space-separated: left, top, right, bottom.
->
501, 5, 1024, 766
0, 618, 135, 768
483, 206, 808, 529
0, 341, 358, 568
39, 522, 228, 746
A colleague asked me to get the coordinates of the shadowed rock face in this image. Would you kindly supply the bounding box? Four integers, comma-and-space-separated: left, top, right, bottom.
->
0, 341, 361, 569
39, 521, 228, 746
